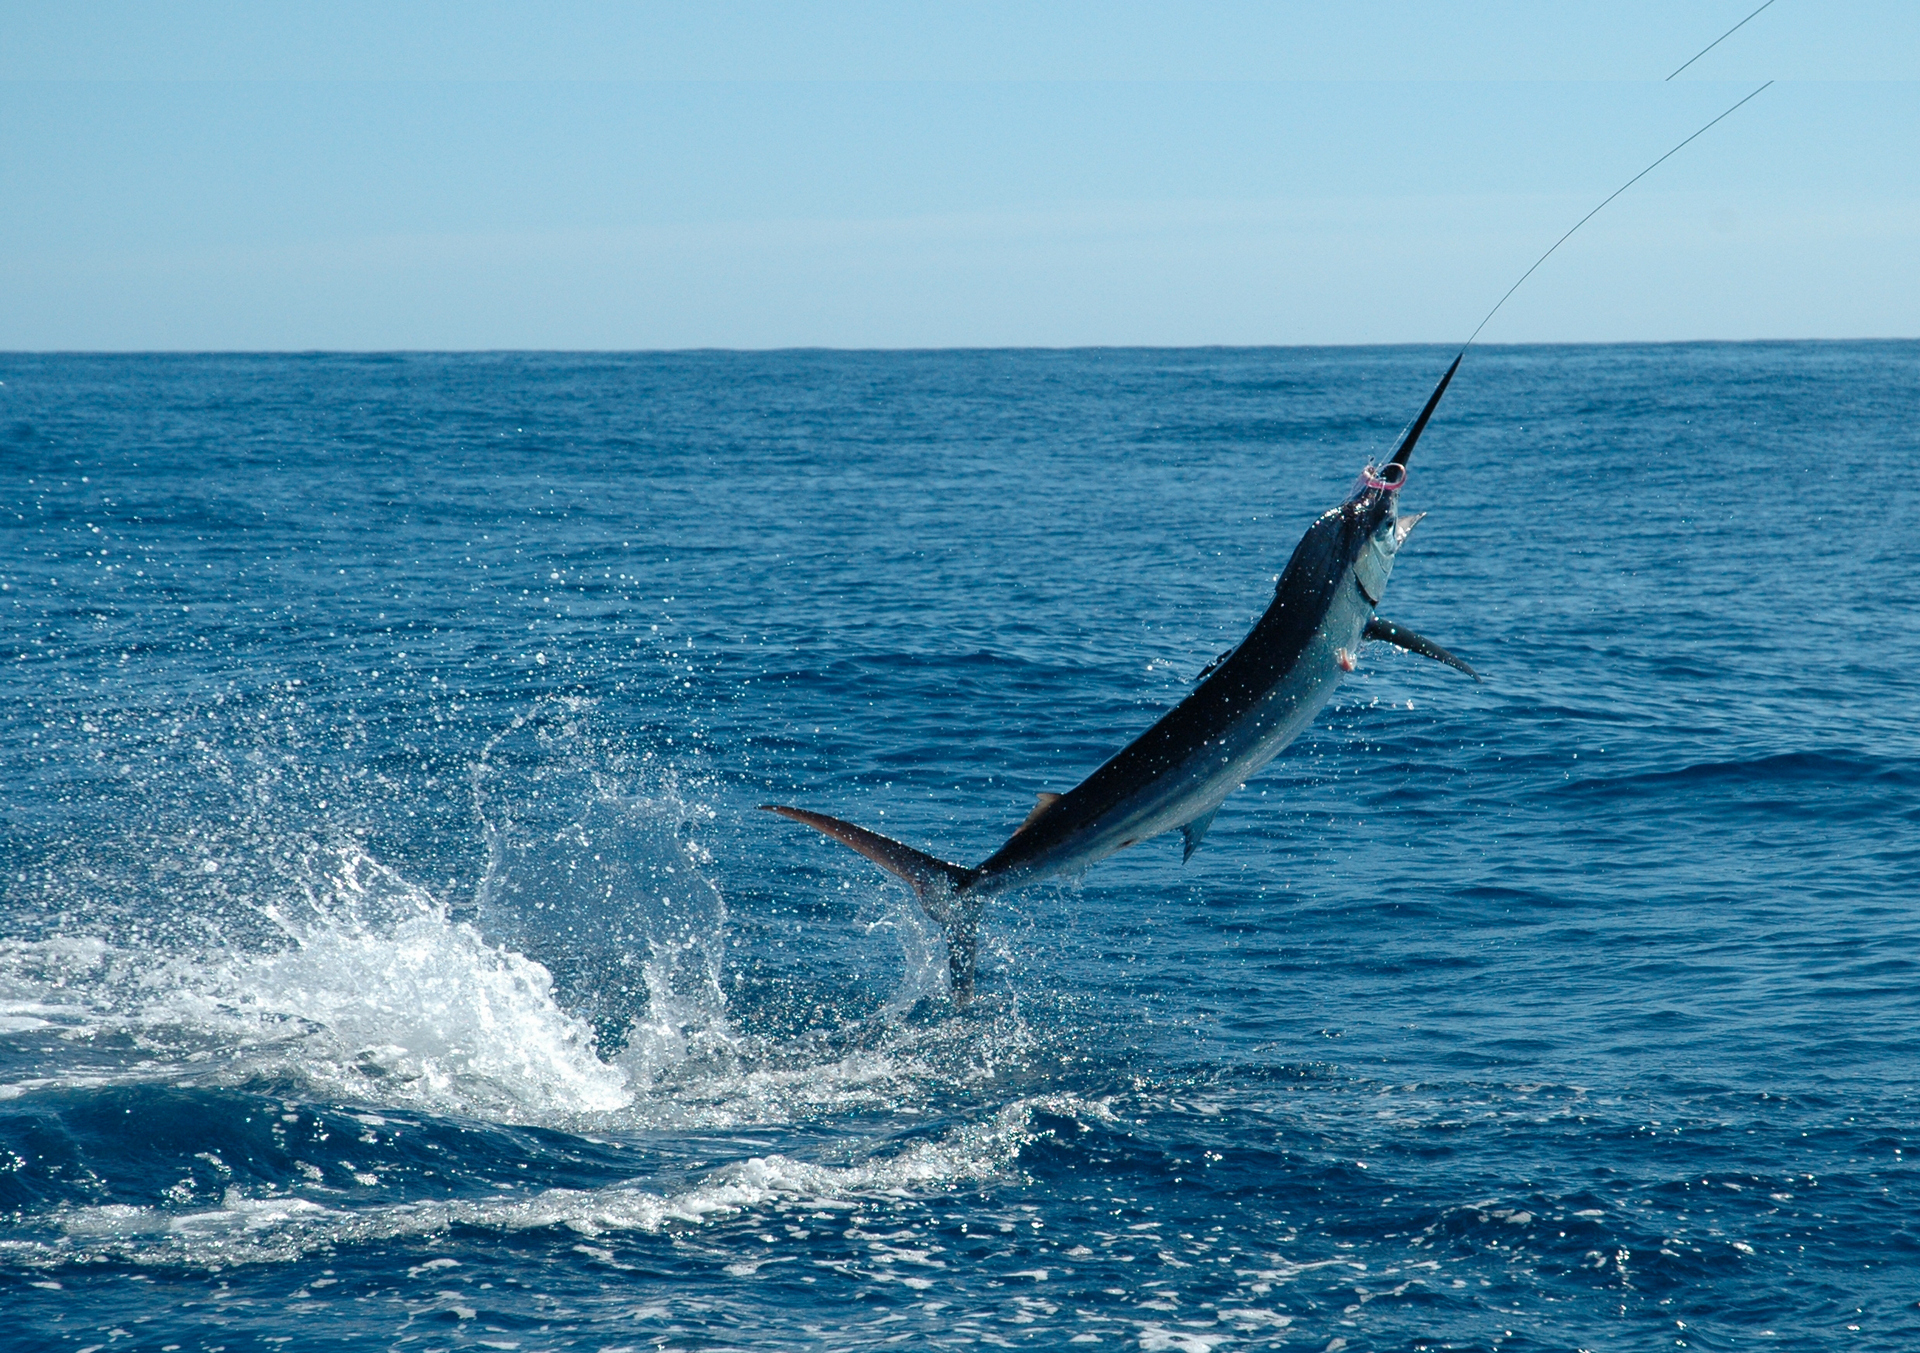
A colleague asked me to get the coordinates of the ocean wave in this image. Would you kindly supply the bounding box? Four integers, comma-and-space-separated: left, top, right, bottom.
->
2, 1093, 1110, 1272
1554, 749, 1919, 799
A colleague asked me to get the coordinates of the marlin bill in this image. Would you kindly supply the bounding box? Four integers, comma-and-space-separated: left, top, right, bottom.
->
766, 356, 1479, 999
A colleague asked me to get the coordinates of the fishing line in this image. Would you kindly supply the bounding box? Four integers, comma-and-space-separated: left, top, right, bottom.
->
1379, 80, 1774, 466
1460, 79, 1773, 351
1668, 0, 1779, 80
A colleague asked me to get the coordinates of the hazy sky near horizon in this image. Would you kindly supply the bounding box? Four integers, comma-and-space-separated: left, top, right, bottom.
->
3, 2, 1916, 349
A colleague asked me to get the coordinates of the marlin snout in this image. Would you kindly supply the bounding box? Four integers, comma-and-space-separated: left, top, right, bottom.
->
1386, 352, 1463, 470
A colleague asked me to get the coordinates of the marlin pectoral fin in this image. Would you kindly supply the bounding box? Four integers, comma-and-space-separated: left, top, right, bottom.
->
1180, 807, 1219, 863
1363, 617, 1481, 682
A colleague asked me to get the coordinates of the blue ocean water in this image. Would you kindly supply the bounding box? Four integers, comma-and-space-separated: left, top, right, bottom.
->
2, 343, 1917, 1352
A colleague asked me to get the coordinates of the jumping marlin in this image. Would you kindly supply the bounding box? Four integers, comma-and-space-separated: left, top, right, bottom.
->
765, 357, 1478, 999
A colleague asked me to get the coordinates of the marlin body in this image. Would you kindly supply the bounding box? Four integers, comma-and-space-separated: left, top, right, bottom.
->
767, 356, 1477, 998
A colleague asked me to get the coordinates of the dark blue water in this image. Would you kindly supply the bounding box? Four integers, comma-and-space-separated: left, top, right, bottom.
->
3, 344, 1918, 1351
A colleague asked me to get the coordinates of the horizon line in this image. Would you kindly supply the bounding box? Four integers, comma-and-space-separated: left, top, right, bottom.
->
4, 334, 1916, 359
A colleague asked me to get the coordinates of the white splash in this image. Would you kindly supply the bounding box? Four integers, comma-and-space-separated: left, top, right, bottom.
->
167, 846, 634, 1118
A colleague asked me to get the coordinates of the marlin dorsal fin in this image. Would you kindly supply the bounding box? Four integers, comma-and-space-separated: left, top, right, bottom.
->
1196, 644, 1237, 683
1363, 617, 1481, 681
1013, 791, 1063, 834
1180, 807, 1219, 863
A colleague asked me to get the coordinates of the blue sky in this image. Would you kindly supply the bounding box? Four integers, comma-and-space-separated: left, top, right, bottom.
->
2, 2, 1915, 348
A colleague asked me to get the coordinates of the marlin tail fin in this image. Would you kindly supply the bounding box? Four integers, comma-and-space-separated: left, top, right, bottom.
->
761, 805, 984, 998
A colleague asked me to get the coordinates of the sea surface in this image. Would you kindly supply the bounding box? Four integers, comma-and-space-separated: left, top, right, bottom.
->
2, 344, 1918, 1352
